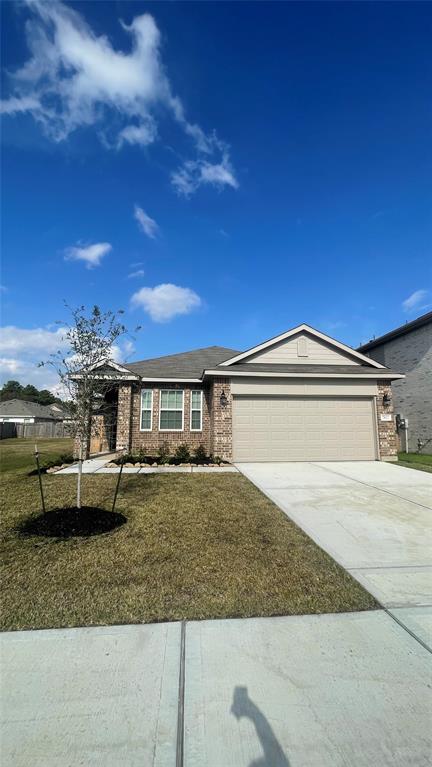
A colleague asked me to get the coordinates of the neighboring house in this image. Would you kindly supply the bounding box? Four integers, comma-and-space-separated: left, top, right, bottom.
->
358, 311, 432, 453
0, 399, 69, 424
84, 323, 402, 462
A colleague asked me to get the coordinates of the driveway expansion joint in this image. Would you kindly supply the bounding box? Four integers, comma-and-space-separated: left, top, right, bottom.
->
312, 461, 432, 511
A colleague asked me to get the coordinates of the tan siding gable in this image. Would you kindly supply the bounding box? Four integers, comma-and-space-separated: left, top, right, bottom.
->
244, 332, 360, 366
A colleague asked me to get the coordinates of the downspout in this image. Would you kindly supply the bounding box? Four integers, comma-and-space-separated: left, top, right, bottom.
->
373, 396, 380, 461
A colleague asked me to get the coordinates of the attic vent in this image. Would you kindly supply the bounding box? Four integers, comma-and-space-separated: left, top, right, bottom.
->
297, 337, 308, 357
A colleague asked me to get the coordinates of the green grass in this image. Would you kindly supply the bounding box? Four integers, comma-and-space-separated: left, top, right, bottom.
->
0, 437, 74, 474
0, 438, 377, 631
397, 452, 432, 473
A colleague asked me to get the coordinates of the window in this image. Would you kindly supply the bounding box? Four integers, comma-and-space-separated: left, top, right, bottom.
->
159, 390, 184, 431
140, 389, 153, 431
190, 390, 203, 431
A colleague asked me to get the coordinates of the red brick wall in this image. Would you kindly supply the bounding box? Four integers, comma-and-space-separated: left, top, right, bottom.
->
210, 378, 232, 461
127, 383, 211, 455
115, 383, 133, 452
376, 381, 398, 460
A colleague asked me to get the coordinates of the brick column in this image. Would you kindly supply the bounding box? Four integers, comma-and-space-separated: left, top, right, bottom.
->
376, 381, 398, 461
210, 378, 232, 461
116, 383, 133, 452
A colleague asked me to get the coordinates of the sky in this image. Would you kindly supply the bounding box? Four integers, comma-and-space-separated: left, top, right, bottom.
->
1, 0, 431, 391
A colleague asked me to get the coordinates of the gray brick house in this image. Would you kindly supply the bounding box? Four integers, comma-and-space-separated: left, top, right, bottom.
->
84, 323, 402, 463
358, 312, 432, 453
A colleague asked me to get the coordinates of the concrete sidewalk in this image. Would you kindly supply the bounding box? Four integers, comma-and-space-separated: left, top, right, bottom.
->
57, 455, 238, 474
1, 611, 431, 766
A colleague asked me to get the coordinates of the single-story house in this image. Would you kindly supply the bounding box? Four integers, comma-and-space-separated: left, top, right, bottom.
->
0, 399, 69, 424
358, 311, 432, 453
84, 323, 403, 462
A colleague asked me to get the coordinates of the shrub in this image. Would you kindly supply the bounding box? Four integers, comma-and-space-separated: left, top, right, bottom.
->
194, 444, 208, 464
158, 442, 170, 464
174, 443, 190, 463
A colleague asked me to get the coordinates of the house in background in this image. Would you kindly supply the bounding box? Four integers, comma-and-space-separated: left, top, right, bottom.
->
0, 399, 71, 439
83, 323, 403, 463
358, 311, 432, 453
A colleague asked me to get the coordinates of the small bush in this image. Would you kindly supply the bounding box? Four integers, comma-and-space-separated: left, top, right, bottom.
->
158, 442, 170, 463
175, 443, 190, 463
194, 444, 208, 464
117, 453, 136, 464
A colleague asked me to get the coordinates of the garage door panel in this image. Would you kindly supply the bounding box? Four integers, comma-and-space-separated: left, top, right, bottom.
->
233, 396, 376, 462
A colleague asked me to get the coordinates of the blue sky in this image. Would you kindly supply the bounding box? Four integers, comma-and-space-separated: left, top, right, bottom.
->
1, 0, 431, 390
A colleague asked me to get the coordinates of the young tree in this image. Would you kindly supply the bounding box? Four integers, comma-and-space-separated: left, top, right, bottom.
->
41, 304, 138, 509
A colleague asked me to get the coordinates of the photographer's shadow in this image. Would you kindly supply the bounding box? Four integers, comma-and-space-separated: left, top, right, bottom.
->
231, 686, 290, 767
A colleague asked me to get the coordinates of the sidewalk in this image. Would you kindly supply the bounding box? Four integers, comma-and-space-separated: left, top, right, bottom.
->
1, 610, 431, 766
56, 455, 238, 475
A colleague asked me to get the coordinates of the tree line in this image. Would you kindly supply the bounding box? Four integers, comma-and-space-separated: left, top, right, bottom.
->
0, 380, 64, 407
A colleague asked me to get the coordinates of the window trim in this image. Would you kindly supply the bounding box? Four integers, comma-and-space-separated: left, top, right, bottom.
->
139, 389, 153, 432
159, 389, 184, 432
190, 389, 203, 432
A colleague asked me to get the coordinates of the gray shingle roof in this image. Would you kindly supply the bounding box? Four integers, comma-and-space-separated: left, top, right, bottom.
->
124, 346, 239, 379
0, 399, 66, 419
209, 363, 397, 375
358, 311, 432, 352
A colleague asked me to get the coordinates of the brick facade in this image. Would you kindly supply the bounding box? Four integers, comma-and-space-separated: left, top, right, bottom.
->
131, 383, 211, 455
376, 381, 398, 461
209, 377, 232, 461
111, 377, 398, 463
116, 383, 133, 452
364, 321, 432, 453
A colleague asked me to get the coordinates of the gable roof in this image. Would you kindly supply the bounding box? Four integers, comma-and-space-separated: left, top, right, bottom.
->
0, 399, 66, 419
124, 346, 240, 380
219, 323, 386, 369
358, 311, 432, 352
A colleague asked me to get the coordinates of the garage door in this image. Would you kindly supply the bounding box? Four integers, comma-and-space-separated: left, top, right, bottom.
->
233, 397, 377, 462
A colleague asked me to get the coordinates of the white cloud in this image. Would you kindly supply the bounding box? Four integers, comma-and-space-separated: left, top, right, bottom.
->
0, 326, 70, 390
0, 95, 41, 115
171, 153, 238, 197
1, 1, 237, 196
402, 289, 430, 313
110, 339, 135, 363
0, 326, 136, 390
0, 356, 62, 390
134, 205, 159, 239
128, 269, 145, 279
117, 120, 157, 148
0, 357, 23, 374
64, 242, 112, 268
0, 326, 68, 354
131, 283, 201, 322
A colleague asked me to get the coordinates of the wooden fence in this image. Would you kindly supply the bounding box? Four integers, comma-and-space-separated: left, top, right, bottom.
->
0, 422, 72, 440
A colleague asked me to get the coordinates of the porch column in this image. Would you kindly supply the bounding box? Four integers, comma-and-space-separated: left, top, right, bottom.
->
116, 383, 133, 453
210, 377, 232, 461
376, 381, 398, 461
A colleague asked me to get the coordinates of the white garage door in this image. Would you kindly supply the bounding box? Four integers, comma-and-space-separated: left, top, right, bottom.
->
233, 396, 377, 462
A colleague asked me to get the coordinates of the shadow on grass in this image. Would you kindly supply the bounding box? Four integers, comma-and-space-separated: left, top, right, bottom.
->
18, 507, 127, 539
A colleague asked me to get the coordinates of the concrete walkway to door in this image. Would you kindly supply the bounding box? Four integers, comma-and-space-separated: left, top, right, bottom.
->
237, 461, 432, 646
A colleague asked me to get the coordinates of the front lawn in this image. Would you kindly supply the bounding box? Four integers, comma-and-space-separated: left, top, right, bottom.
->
0, 438, 376, 631
397, 452, 432, 474
0, 437, 74, 474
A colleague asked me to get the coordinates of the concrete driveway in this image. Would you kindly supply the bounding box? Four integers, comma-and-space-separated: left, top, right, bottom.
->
238, 461, 432, 643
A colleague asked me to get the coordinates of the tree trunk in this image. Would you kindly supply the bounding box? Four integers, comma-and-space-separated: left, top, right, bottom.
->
77, 442, 83, 509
